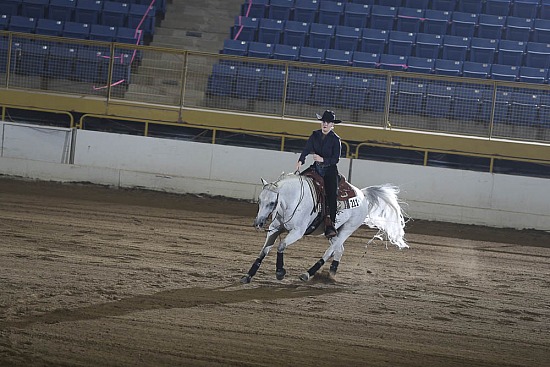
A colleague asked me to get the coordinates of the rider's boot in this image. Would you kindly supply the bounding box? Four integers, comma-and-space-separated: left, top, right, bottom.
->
324, 216, 337, 238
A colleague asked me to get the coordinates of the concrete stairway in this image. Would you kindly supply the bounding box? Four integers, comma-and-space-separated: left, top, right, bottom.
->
124, 0, 243, 105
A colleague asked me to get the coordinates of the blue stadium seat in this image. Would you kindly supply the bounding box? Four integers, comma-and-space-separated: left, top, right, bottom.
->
396, 7, 424, 33
485, 0, 512, 16
404, 0, 429, 6
524, 42, 550, 68
272, 43, 299, 60
343, 2, 370, 28
222, 39, 248, 56
282, 20, 309, 47
434, 59, 463, 76
241, 0, 268, 18
469, 38, 498, 63
396, 80, 426, 115
62, 21, 90, 40
0, 15, 9, 30
259, 67, 286, 101
452, 85, 491, 121
388, 31, 415, 56
509, 91, 539, 124
431, 0, 457, 11
21, 0, 48, 19
35, 19, 63, 37
340, 74, 369, 110
74, 0, 103, 25
247, 41, 274, 58
532, 18, 550, 43
492, 89, 512, 124
450, 12, 478, 38
537, 93, 550, 127
285, 70, 315, 104
258, 18, 284, 44
19, 42, 48, 76
207, 63, 237, 97
368, 76, 393, 112
116, 27, 141, 45
89, 24, 117, 42
422, 9, 451, 35
308, 23, 335, 49
128, 3, 155, 36
360, 28, 388, 54
425, 83, 455, 118
45, 44, 77, 78
48, 0, 76, 22
0, 0, 21, 16
378, 0, 402, 6
456, 0, 483, 13
477, 14, 505, 39
324, 49, 352, 66
511, 0, 540, 18
491, 64, 519, 80
235, 66, 263, 99
293, 0, 319, 23
504, 16, 534, 42
351, 51, 379, 68
312, 73, 343, 107
442, 35, 470, 61
74, 48, 103, 82
102, 1, 129, 27
101, 51, 132, 85
496, 40, 526, 66
415, 33, 442, 58
540, 0, 550, 19
406, 56, 435, 74
379, 54, 407, 71
334, 25, 361, 51
299, 46, 325, 63
518, 66, 548, 83
318, 1, 344, 25
8, 16, 37, 34
462, 61, 491, 78
268, 0, 293, 20
232, 16, 259, 42
369, 5, 397, 30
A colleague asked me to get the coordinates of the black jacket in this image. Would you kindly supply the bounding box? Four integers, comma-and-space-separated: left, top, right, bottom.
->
298, 129, 341, 166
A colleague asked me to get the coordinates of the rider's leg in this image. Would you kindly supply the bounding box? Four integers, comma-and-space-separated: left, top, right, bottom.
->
324, 166, 338, 238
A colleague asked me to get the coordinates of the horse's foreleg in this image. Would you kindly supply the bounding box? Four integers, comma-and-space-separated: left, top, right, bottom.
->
241, 227, 283, 284
274, 228, 307, 281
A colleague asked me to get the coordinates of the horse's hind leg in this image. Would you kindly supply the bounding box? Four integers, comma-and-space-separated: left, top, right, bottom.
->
241, 228, 283, 284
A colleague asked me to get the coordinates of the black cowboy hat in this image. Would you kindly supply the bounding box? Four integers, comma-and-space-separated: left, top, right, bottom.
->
316, 110, 342, 124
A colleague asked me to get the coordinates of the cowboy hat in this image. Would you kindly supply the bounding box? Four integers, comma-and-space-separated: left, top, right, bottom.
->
316, 110, 342, 124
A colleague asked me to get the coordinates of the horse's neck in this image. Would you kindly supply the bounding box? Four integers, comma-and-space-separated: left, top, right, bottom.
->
277, 176, 312, 208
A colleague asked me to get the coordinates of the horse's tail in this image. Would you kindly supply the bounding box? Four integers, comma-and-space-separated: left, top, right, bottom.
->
361, 184, 409, 249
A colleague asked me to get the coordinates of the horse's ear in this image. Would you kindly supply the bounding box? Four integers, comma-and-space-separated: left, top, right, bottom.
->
261, 178, 268, 186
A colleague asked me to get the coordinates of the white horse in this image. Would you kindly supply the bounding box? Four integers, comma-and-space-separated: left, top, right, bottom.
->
241, 173, 409, 283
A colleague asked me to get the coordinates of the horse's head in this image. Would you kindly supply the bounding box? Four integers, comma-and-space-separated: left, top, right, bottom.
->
253, 178, 279, 229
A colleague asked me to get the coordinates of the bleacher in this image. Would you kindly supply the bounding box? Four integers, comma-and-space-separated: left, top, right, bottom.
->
205, 0, 550, 131
0, 0, 164, 86
222, 0, 550, 80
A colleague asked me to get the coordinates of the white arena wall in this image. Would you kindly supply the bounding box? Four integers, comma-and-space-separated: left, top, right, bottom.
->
0, 121, 548, 231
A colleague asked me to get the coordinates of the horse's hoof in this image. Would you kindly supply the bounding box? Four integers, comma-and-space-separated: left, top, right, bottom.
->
329, 270, 337, 277
299, 272, 310, 282
240, 275, 252, 284
276, 268, 286, 280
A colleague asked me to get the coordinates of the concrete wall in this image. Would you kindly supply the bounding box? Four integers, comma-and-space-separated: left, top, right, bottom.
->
1, 121, 548, 231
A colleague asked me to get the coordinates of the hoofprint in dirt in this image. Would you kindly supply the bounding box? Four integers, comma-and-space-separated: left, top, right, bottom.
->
0, 178, 548, 367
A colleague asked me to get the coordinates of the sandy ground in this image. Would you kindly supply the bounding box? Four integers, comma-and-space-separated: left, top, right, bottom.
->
0, 177, 549, 367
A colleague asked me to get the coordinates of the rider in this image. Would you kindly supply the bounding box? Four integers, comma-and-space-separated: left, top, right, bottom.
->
295, 110, 342, 239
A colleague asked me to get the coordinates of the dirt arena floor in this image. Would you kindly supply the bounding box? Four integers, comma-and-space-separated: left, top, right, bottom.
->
0, 177, 549, 367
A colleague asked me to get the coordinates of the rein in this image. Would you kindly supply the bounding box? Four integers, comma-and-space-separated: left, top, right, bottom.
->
268, 175, 306, 230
